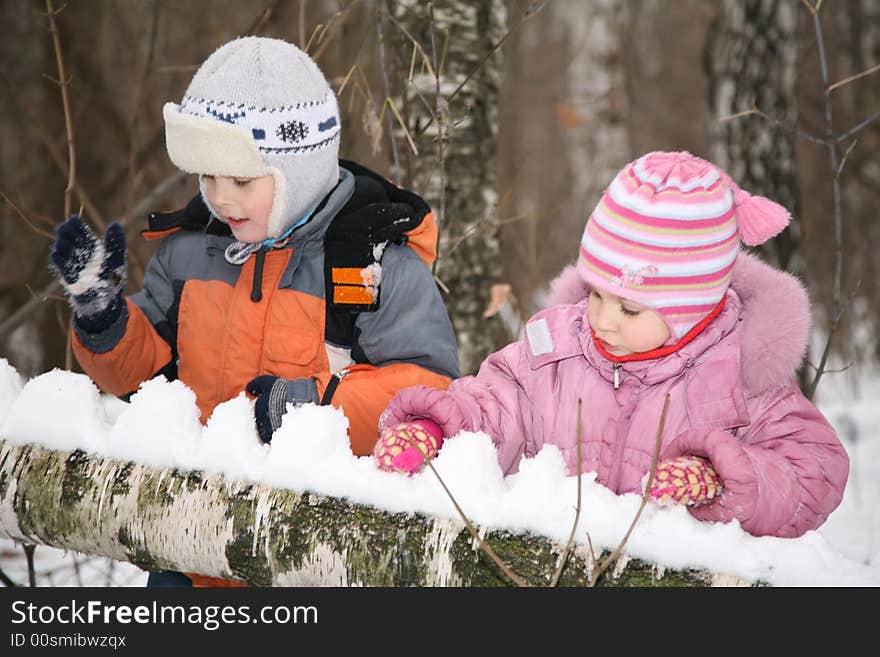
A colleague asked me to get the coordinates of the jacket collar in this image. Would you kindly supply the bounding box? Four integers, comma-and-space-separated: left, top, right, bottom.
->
578, 290, 742, 387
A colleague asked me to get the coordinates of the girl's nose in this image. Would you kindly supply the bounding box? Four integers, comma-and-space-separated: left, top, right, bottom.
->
595, 300, 617, 331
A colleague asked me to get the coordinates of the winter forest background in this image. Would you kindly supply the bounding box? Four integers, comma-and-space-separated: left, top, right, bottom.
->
0, 0, 878, 586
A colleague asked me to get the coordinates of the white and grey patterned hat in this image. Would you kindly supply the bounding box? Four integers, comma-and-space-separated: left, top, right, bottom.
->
163, 37, 341, 240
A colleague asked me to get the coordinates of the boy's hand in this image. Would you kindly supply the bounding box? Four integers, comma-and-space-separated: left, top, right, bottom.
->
373, 419, 444, 474
645, 455, 722, 507
49, 215, 127, 330
246, 375, 318, 444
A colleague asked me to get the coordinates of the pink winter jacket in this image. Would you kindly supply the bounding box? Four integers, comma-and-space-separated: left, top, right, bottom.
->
382, 252, 849, 538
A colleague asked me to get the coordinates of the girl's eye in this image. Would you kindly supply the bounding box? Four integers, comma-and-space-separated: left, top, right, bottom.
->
234, 179, 251, 187
620, 305, 640, 317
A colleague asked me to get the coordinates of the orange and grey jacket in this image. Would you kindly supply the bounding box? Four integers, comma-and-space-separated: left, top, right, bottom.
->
72, 161, 460, 457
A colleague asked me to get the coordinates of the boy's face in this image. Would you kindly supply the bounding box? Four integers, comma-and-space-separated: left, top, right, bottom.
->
203, 174, 275, 243
587, 288, 670, 356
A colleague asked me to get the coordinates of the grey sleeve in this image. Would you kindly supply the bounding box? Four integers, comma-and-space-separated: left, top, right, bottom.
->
353, 245, 460, 378
129, 237, 179, 327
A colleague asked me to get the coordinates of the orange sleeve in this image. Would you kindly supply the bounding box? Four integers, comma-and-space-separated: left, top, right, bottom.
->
325, 363, 452, 457
72, 298, 173, 397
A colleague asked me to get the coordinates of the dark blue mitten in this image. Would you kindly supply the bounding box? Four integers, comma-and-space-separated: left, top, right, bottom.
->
246, 375, 319, 444
49, 215, 127, 333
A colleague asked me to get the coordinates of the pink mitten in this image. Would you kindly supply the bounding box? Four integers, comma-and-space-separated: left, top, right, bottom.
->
645, 455, 722, 507
373, 419, 445, 474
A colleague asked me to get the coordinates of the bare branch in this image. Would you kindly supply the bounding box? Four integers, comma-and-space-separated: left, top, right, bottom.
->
380, 97, 419, 156
122, 0, 160, 286
428, 3, 446, 272
718, 105, 827, 146
45, 0, 77, 218
836, 139, 858, 180
806, 283, 862, 400
298, 0, 307, 49
310, 0, 362, 62
827, 62, 880, 93
590, 394, 670, 587
0, 70, 107, 231
834, 110, 880, 144
0, 566, 18, 587
550, 399, 584, 587
799, 0, 817, 14
0, 192, 55, 240
23, 544, 36, 587
377, 1, 400, 176
395, 434, 528, 587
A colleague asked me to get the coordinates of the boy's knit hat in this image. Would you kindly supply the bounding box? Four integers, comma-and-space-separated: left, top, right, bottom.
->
163, 37, 341, 240
578, 151, 790, 342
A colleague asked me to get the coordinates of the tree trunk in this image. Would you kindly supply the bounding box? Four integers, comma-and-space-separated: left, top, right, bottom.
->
706, 0, 801, 272
0, 439, 753, 587
389, 0, 509, 375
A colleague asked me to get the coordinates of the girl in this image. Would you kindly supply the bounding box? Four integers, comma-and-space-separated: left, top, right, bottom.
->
373, 151, 849, 539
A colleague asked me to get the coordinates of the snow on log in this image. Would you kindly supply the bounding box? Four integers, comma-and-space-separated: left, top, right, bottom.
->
0, 439, 752, 586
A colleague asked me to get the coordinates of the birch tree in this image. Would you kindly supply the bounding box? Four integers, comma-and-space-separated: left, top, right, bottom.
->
387, 0, 508, 375
0, 438, 755, 586
707, 0, 800, 271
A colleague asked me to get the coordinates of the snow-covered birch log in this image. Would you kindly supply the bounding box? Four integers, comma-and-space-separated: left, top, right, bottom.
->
0, 438, 748, 586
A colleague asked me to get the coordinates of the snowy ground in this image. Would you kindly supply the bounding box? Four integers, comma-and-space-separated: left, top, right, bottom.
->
0, 355, 877, 587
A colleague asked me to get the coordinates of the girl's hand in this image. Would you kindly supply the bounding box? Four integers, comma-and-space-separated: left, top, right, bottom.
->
644, 455, 722, 506
373, 419, 445, 474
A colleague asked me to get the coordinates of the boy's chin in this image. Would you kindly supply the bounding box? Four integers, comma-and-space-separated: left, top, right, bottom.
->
230, 226, 267, 244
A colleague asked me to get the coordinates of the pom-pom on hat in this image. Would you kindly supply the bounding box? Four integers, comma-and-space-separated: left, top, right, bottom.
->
578, 151, 790, 342
163, 37, 341, 240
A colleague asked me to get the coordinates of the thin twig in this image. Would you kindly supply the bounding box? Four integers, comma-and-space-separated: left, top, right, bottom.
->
377, 1, 400, 177
428, 3, 446, 274
0, 70, 107, 230
550, 399, 584, 587
799, 0, 816, 15
0, 566, 18, 587
303, 23, 323, 54
717, 105, 828, 146
836, 139, 857, 179
45, 0, 77, 218
827, 62, 880, 93
590, 394, 669, 587
383, 11, 442, 125
834, 110, 880, 144
0, 192, 55, 239
310, 0, 361, 61
248, 0, 280, 35
806, 283, 862, 400
123, 0, 160, 228
23, 544, 36, 587
298, 0, 307, 49
380, 97, 419, 156
805, 1, 844, 398
396, 433, 528, 587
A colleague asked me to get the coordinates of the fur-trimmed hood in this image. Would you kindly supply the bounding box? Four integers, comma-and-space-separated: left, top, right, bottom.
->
544, 250, 812, 394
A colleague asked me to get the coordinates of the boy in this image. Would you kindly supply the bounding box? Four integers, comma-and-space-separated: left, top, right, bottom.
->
49, 37, 459, 585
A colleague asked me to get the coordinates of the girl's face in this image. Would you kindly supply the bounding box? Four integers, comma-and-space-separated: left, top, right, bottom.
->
587, 288, 670, 356
203, 174, 275, 243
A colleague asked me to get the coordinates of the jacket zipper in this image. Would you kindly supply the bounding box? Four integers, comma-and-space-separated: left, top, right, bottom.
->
320, 368, 350, 405
250, 247, 266, 302
613, 363, 620, 389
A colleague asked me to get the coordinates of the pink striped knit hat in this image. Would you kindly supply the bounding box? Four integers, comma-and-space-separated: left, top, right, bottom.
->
578, 151, 790, 342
